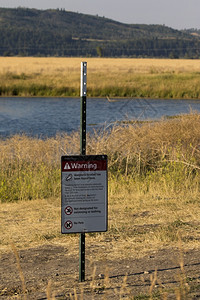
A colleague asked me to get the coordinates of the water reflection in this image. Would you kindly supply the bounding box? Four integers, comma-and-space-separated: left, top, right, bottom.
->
0, 97, 200, 138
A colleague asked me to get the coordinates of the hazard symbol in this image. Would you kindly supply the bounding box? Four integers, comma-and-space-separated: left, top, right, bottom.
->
64, 220, 73, 230
65, 206, 73, 215
64, 163, 71, 170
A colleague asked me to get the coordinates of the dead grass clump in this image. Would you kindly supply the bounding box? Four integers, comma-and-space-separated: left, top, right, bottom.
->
88, 112, 200, 177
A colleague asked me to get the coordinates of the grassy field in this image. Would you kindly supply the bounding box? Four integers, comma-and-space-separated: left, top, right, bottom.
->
1, 113, 200, 299
1, 57, 200, 297
1, 113, 200, 298
1, 113, 200, 251
1, 57, 200, 98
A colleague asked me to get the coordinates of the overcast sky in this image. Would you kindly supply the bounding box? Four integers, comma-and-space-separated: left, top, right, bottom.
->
0, 0, 199, 29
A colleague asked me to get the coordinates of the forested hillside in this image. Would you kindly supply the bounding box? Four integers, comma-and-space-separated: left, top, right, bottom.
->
0, 7, 200, 58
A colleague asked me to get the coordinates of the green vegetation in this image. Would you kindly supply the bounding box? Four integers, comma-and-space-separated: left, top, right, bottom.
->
89, 72, 200, 99
1, 73, 200, 98
0, 7, 200, 58
0, 83, 77, 97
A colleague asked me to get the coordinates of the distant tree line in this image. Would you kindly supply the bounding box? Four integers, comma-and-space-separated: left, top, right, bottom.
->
0, 7, 200, 58
1, 34, 200, 58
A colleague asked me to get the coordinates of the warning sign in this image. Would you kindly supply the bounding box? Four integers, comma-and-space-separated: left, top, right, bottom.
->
61, 155, 108, 234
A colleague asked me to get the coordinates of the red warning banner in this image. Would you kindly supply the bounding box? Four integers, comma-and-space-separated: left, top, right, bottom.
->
61, 159, 107, 172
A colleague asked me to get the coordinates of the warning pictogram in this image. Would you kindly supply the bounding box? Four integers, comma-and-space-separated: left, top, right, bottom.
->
64, 163, 71, 170
65, 174, 73, 182
64, 220, 73, 230
65, 206, 73, 215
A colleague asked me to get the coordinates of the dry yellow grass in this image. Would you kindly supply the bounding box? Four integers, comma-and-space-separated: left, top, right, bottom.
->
1, 57, 200, 97
1, 114, 200, 259
1, 57, 200, 75
1, 180, 200, 260
1, 114, 200, 299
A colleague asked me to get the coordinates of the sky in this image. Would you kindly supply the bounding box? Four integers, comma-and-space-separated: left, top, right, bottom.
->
0, 0, 200, 30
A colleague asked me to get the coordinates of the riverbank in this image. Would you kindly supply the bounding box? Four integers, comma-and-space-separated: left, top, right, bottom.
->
1, 113, 200, 298
1, 57, 200, 98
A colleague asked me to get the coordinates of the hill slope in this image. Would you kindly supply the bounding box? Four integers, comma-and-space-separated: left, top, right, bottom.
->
0, 7, 200, 57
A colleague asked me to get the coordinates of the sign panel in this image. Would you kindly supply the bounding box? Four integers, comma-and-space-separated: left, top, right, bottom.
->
61, 155, 108, 233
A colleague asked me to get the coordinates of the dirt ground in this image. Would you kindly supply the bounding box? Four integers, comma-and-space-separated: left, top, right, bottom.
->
0, 244, 200, 299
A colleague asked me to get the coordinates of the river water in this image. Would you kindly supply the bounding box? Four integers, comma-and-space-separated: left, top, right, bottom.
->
0, 97, 200, 138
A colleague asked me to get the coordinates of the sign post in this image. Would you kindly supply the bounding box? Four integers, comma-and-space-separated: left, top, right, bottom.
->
61, 62, 108, 283
80, 62, 87, 282
80, 62, 87, 156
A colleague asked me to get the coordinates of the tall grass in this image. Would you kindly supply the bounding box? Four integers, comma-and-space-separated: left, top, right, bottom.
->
0, 133, 79, 202
1, 57, 200, 97
1, 113, 200, 202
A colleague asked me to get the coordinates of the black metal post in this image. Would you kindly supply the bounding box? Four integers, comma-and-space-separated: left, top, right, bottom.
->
79, 62, 87, 282
80, 95, 87, 156
79, 231, 85, 282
